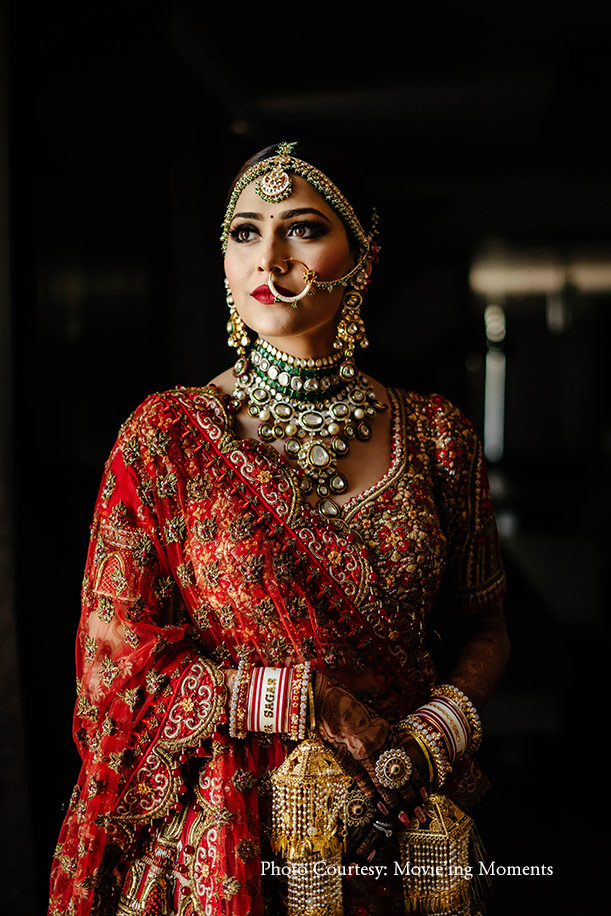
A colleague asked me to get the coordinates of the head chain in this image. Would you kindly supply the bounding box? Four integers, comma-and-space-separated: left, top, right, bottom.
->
220, 142, 376, 261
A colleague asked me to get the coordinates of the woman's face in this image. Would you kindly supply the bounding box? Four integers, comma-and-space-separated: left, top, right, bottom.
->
224, 175, 356, 359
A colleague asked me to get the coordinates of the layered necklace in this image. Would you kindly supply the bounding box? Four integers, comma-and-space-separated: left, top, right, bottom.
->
230, 338, 386, 518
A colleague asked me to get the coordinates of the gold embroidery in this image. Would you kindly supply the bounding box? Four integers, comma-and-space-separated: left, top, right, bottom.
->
193, 517, 217, 541
120, 686, 140, 710
176, 562, 195, 587
154, 576, 174, 601
96, 596, 115, 623
108, 501, 129, 528
101, 471, 117, 505
232, 769, 256, 793
156, 471, 177, 499
99, 656, 119, 688
145, 670, 167, 694
122, 436, 141, 466
186, 473, 211, 501
164, 515, 187, 544
136, 480, 154, 508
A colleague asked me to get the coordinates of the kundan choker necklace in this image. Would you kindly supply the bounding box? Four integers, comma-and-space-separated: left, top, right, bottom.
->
230, 338, 387, 518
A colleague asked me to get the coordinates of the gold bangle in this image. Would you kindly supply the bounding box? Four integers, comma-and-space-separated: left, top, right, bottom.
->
396, 721, 435, 786
307, 679, 316, 734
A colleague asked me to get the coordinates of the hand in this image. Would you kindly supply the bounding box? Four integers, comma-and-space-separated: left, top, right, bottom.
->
313, 671, 431, 861
224, 668, 238, 713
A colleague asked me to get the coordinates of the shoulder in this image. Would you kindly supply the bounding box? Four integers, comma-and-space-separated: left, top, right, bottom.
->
115, 385, 229, 445
394, 389, 476, 438
392, 388, 482, 473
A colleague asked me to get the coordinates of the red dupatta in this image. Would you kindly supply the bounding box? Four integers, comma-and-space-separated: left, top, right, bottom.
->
49, 386, 421, 916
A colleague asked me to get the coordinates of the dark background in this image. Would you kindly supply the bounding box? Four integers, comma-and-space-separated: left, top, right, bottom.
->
1, 2, 609, 913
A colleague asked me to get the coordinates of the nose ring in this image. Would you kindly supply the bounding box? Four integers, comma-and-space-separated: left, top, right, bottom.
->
267, 258, 318, 306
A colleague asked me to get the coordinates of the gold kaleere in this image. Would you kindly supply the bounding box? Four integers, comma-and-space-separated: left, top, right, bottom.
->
271, 737, 351, 916
398, 794, 479, 916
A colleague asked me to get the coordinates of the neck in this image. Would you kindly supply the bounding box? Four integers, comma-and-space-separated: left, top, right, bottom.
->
256, 328, 341, 363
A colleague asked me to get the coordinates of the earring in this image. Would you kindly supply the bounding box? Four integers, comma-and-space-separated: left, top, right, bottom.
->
225, 279, 250, 356
332, 267, 370, 359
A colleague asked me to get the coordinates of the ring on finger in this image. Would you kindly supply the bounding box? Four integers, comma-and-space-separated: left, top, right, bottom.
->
373, 820, 394, 838
375, 747, 413, 789
346, 787, 375, 827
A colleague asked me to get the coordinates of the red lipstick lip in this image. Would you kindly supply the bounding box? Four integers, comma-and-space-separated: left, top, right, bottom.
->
251, 284, 296, 304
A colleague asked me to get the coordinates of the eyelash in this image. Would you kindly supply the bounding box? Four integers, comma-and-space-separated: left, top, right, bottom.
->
229, 220, 328, 243
288, 221, 327, 240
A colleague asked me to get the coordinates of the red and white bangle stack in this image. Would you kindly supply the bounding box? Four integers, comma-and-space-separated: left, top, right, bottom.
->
431, 684, 482, 754
415, 697, 470, 762
228, 662, 311, 740
398, 683, 482, 789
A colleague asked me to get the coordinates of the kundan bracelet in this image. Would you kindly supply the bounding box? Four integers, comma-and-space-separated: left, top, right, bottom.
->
228, 657, 252, 739
288, 662, 311, 740
399, 715, 450, 788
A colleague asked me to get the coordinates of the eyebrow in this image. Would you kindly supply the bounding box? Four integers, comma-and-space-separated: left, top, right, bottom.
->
231, 207, 331, 223
280, 207, 331, 221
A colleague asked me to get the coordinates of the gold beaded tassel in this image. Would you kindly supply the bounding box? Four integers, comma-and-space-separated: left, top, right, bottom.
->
398, 794, 474, 916
271, 736, 351, 916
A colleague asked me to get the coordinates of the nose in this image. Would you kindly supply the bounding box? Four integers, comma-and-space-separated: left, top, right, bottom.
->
256, 236, 289, 275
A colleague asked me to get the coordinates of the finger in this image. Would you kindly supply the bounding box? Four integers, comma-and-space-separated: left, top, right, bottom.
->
354, 818, 395, 862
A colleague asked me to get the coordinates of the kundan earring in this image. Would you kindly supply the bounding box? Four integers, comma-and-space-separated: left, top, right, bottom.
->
225, 279, 250, 356
332, 264, 370, 359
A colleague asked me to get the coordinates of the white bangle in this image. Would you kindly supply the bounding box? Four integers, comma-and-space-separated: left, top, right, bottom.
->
247, 666, 293, 733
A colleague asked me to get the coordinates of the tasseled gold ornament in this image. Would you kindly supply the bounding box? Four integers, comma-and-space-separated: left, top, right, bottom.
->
398, 794, 479, 916
271, 737, 351, 916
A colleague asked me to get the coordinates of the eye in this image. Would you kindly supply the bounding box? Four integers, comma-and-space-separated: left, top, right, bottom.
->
287, 221, 327, 240
229, 223, 259, 243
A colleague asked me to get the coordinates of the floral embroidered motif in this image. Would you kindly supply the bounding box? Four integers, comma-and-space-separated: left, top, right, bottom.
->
176, 562, 195, 587
193, 517, 217, 542
96, 596, 115, 623
164, 515, 187, 544
101, 471, 117, 505
156, 471, 177, 499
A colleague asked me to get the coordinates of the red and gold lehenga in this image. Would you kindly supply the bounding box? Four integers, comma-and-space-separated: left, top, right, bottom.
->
48, 384, 505, 916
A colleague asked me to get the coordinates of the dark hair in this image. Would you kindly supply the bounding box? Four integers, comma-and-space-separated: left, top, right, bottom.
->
226, 140, 375, 250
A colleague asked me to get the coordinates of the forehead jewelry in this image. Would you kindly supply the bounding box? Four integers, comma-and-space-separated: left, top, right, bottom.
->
255, 141, 297, 203
221, 141, 373, 257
